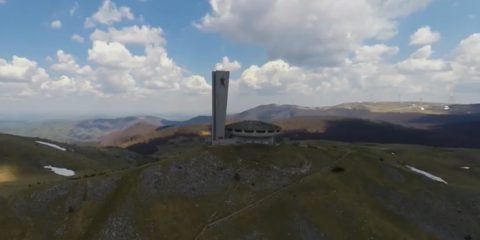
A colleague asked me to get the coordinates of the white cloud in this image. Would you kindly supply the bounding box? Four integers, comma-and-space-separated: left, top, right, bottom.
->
214, 56, 241, 72
51, 50, 93, 75
86, 38, 209, 95
88, 41, 145, 69
90, 25, 165, 46
453, 33, 480, 90
233, 39, 480, 105
0, 56, 98, 98
69, 2, 79, 16
239, 60, 313, 94
410, 45, 433, 59
4, 1, 480, 113
410, 26, 441, 45
0, 0, 6, 5
354, 44, 399, 62
396, 45, 449, 73
84, 0, 135, 28
39, 76, 84, 96
184, 75, 211, 94
71, 34, 85, 43
0, 56, 47, 83
455, 33, 480, 65
197, 0, 431, 66
50, 20, 62, 29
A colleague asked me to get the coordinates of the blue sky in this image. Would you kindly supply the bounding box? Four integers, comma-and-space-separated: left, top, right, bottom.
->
0, 0, 266, 78
0, 0, 479, 117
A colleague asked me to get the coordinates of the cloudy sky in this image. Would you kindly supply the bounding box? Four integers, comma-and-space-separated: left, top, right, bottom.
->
0, 0, 479, 117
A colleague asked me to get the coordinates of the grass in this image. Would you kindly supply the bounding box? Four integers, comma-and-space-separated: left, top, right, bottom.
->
0, 137, 479, 239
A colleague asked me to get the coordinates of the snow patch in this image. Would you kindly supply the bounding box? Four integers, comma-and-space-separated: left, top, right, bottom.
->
296, 106, 318, 110
35, 141, 66, 151
406, 165, 448, 184
44, 166, 75, 176
410, 104, 425, 111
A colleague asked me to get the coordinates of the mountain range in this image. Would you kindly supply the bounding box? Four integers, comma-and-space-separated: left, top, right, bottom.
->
1, 101, 480, 150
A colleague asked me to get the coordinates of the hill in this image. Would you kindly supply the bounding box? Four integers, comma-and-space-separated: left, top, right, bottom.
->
0, 116, 169, 143
277, 116, 480, 148
0, 140, 479, 239
99, 122, 161, 147
106, 115, 480, 153
0, 133, 145, 186
0, 115, 213, 144
232, 102, 480, 127
2, 101, 480, 144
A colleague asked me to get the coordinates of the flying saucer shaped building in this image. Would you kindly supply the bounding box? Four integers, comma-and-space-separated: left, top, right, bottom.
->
225, 120, 282, 145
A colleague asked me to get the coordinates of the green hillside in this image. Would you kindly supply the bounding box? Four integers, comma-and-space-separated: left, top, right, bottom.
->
1, 138, 479, 240
0, 134, 144, 190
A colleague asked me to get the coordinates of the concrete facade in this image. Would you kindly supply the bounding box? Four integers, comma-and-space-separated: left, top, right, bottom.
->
211, 71, 230, 144
225, 120, 282, 145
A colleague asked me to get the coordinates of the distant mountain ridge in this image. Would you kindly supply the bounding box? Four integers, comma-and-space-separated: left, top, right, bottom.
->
1, 101, 480, 143
101, 102, 480, 151
231, 102, 480, 129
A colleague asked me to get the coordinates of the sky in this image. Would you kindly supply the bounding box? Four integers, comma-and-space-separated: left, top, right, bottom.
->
0, 0, 479, 118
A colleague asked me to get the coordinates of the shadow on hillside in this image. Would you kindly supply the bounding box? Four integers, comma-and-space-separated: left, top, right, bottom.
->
283, 119, 480, 149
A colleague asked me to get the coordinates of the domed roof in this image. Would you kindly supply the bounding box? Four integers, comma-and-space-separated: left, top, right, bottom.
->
226, 120, 281, 132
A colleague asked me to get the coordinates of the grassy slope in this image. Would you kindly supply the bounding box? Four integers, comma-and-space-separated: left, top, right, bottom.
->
0, 133, 144, 191
99, 122, 160, 146
0, 140, 479, 240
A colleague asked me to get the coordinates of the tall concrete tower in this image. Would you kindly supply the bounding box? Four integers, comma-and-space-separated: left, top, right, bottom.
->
212, 70, 230, 144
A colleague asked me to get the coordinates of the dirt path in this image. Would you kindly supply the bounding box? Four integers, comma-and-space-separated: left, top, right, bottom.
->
193, 149, 354, 240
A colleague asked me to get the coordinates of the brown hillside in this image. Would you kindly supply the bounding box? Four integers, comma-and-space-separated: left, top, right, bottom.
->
100, 122, 161, 147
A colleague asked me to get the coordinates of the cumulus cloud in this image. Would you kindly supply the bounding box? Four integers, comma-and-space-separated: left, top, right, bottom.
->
214, 57, 241, 72
50, 20, 62, 29
0, 56, 47, 83
396, 45, 449, 73
410, 45, 433, 59
51, 50, 93, 75
4, 0, 480, 111
197, 0, 431, 66
237, 60, 320, 95
354, 44, 399, 62
453, 34, 480, 88
0, 56, 98, 98
71, 34, 85, 43
84, 0, 135, 28
85, 25, 210, 95
88, 41, 145, 69
39, 75, 98, 97
90, 25, 165, 46
184, 75, 211, 94
410, 26, 441, 45
455, 33, 480, 65
233, 35, 480, 105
